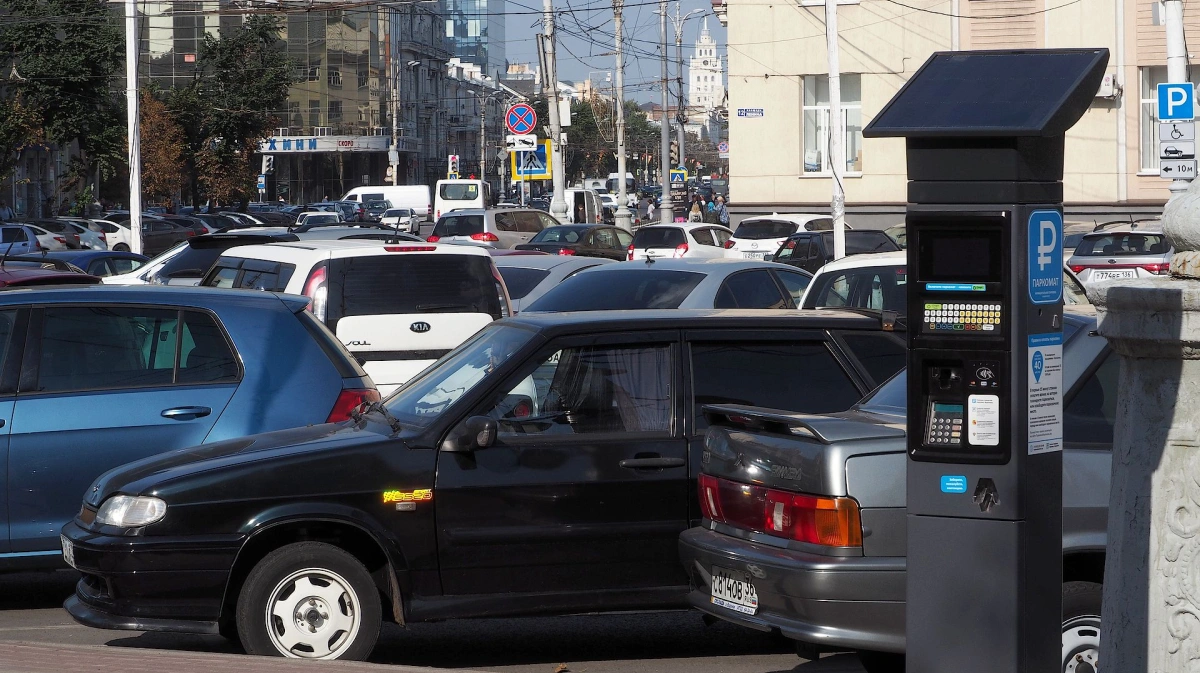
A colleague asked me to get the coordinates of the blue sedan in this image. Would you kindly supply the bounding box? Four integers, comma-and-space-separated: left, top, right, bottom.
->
0, 285, 377, 569
42, 250, 150, 277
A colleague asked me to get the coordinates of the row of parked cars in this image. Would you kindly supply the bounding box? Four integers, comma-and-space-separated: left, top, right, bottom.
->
0, 208, 1106, 672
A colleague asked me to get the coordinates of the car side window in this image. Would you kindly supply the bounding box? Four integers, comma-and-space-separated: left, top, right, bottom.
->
537, 213, 560, 230
838, 332, 907, 387
483, 344, 672, 436
773, 269, 811, 304
713, 229, 731, 246
691, 341, 861, 430
714, 270, 789, 309
593, 228, 617, 248
152, 221, 171, 233
516, 212, 544, 233
87, 260, 110, 276
176, 311, 239, 384
109, 258, 144, 275
494, 213, 518, 232
208, 266, 239, 288
692, 228, 715, 246
616, 229, 633, 248
1064, 351, 1118, 448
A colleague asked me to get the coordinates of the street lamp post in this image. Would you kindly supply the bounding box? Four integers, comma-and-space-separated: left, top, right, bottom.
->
670, 4, 704, 177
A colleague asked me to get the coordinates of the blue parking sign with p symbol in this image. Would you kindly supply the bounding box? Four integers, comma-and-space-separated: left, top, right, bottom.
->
1028, 210, 1063, 304
1159, 83, 1196, 121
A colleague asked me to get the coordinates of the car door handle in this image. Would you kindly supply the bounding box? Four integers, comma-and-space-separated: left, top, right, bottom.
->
619, 457, 685, 469
161, 406, 212, 421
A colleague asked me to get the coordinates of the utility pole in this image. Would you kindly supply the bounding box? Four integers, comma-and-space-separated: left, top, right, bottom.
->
125, 0, 142, 254
543, 0, 569, 223
478, 96, 486, 179
391, 57, 401, 186
826, 0, 846, 258
669, 5, 703, 184
613, 0, 632, 231
1165, 0, 1190, 196
658, 0, 672, 223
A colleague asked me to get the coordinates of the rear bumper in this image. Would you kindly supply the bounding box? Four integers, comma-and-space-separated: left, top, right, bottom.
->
679, 526, 906, 653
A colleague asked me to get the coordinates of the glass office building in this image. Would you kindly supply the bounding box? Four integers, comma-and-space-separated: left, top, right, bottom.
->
444, 0, 505, 76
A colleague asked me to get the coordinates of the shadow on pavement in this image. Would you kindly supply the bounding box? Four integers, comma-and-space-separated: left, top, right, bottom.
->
0, 571, 78, 611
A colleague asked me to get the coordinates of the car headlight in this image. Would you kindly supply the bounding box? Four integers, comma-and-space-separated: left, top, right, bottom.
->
95, 495, 167, 527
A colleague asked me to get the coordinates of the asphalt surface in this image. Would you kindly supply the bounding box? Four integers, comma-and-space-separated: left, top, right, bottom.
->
0, 571, 873, 673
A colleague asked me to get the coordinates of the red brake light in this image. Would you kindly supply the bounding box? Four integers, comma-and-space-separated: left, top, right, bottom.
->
698, 474, 862, 547
54, 236, 66, 243
327, 388, 381, 423
385, 246, 437, 252
1142, 262, 1170, 275
470, 232, 500, 242
698, 474, 724, 522
1069, 264, 1086, 274
723, 239, 735, 249
427, 235, 441, 242
673, 243, 689, 258
557, 248, 576, 255
302, 263, 328, 322
627, 243, 635, 261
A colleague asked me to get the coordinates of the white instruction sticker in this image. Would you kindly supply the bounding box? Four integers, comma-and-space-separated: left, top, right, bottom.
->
1028, 332, 1064, 454
967, 394, 1000, 446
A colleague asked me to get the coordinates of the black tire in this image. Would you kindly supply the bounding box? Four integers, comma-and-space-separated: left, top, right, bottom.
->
236, 541, 381, 661
859, 651, 905, 673
1062, 581, 1101, 673
113, 243, 130, 252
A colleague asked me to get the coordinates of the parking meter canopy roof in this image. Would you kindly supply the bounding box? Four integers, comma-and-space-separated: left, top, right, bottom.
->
863, 49, 1110, 138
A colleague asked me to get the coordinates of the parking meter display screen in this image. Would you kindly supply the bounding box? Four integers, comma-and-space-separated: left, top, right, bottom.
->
918, 230, 1002, 283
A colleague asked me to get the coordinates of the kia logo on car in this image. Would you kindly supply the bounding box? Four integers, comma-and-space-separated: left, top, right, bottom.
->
410, 321, 432, 333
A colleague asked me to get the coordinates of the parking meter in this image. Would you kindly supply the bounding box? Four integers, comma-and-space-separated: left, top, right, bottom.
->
863, 49, 1108, 672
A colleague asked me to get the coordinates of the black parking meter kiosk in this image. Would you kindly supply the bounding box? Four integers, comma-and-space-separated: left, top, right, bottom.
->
863, 49, 1108, 672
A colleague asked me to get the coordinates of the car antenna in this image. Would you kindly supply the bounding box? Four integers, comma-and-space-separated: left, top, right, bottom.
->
394, 210, 402, 243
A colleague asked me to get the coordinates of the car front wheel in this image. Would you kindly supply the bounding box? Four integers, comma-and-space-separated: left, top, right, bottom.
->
236, 541, 381, 661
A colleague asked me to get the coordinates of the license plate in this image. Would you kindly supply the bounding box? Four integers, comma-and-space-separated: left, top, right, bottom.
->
1093, 269, 1135, 281
710, 565, 758, 615
60, 535, 76, 569
742, 252, 764, 259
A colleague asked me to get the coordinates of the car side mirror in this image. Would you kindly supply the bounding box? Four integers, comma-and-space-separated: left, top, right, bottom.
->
763, 254, 774, 262
441, 416, 498, 453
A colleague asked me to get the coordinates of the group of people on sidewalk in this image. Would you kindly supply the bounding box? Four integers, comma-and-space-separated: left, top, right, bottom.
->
687, 194, 729, 226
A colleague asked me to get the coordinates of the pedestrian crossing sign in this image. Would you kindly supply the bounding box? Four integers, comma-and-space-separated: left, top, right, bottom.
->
510, 139, 554, 180
670, 169, 686, 184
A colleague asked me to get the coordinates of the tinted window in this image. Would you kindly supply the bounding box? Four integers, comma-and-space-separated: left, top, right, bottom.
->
533, 227, 587, 243
692, 228, 716, 246
383, 209, 412, 218
439, 183, 480, 200
692, 341, 861, 429
823, 231, 903, 255
592, 228, 618, 248
176, 311, 239, 384
493, 212, 519, 232
498, 267, 551, 299
734, 220, 798, 239
515, 212, 544, 233
36, 221, 69, 233
1064, 351, 1118, 447
773, 237, 806, 261
526, 269, 705, 311
804, 265, 908, 313
840, 332, 907, 386
485, 344, 672, 435
1075, 233, 1169, 256
856, 369, 907, 417
156, 245, 229, 280
632, 227, 686, 248
616, 229, 633, 247
774, 269, 811, 303
433, 215, 484, 237
714, 270, 788, 309
537, 213, 560, 230
1, 228, 27, 243
336, 255, 504, 320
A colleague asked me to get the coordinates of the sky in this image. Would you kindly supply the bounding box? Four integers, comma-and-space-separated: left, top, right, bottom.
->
503, 0, 726, 103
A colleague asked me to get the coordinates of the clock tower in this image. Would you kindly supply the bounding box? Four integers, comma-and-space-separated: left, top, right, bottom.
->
687, 18, 724, 139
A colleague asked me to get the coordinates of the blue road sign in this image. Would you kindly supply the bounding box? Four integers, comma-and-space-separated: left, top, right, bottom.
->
1028, 209, 1063, 304
1159, 83, 1196, 121
257, 174, 266, 190
506, 103, 537, 135
670, 169, 686, 184
509, 139, 552, 180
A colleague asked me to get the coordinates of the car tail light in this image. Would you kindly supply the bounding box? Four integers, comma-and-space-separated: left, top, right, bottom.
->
557, 248, 576, 256
327, 388, 381, 423
471, 232, 500, 242
427, 235, 441, 242
673, 243, 689, 258
627, 243, 635, 261
186, 230, 195, 237
724, 239, 736, 249
698, 474, 862, 547
492, 263, 511, 318
1069, 264, 1086, 273
1142, 262, 1170, 275
54, 236, 66, 244
98, 233, 106, 241
302, 263, 328, 322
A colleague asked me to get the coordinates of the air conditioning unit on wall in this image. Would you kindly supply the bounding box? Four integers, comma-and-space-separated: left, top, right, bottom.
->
1095, 73, 1121, 99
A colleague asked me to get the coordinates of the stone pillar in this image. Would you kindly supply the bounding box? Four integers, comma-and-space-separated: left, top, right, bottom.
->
1096, 179, 1200, 672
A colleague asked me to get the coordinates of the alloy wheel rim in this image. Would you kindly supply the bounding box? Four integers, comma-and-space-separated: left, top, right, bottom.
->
1062, 615, 1101, 673
264, 567, 361, 659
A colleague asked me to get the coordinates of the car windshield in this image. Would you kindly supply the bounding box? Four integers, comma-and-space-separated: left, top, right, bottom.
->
532, 227, 588, 244
384, 324, 535, 426
383, 209, 412, 218
631, 227, 685, 248
440, 183, 479, 200
367, 201, 390, 210
433, 215, 484, 237
735, 220, 798, 240
526, 269, 705, 311
1074, 232, 1168, 257
497, 267, 552, 299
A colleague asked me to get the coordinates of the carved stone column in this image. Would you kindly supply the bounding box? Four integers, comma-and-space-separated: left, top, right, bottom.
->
1096, 179, 1200, 672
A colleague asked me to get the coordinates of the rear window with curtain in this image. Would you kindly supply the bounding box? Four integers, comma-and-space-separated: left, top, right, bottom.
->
733, 220, 798, 239
525, 269, 704, 311
433, 215, 484, 237
631, 227, 686, 248
333, 254, 503, 319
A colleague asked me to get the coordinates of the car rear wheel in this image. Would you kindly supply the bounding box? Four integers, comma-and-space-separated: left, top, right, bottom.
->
113, 243, 130, 252
236, 541, 381, 661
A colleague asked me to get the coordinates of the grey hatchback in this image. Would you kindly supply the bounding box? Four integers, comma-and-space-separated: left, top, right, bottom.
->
0, 286, 376, 571
1066, 221, 1171, 284
428, 208, 558, 249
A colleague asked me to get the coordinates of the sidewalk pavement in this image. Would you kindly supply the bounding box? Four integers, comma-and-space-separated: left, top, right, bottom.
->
0, 641, 491, 673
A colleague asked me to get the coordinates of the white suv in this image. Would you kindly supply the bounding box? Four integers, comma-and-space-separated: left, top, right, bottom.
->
200, 240, 511, 394
723, 213, 833, 260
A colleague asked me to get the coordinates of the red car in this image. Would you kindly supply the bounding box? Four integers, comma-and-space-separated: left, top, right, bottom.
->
0, 257, 101, 287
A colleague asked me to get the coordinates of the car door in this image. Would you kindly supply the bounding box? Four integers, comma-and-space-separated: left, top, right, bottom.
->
435, 332, 688, 597
1, 228, 32, 256
0, 309, 27, 553
7, 306, 241, 553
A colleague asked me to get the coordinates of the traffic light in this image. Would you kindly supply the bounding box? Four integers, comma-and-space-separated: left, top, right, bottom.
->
669, 141, 679, 167
448, 154, 460, 175
261, 155, 275, 174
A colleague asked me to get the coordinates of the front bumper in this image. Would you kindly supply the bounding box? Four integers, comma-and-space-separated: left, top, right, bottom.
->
61, 520, 243, 633
679, 526, 907, 653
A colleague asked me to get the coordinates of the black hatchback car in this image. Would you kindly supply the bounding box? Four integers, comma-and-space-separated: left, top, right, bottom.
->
63, 309, 907, 661
768, 230, 901, 274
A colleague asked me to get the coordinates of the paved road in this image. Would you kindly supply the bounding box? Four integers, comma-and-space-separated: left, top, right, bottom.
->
0, 571, 871, 673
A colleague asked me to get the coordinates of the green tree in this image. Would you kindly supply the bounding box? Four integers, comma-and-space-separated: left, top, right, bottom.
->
0, 94, 44, 181
0, 0, 124, 191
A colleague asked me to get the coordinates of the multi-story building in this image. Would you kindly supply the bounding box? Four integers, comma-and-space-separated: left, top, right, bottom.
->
685, 18, 725, 141
443, 0, 505, 75
719, 0, 1199, 222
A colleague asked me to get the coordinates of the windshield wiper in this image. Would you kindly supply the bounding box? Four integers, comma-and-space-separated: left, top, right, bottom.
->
415, 303, 471, 311
351, 401, 403, 434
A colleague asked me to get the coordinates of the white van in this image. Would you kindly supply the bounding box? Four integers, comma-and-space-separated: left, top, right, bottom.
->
563, 188, 603, 224
434, 179, 492, 221
340, 185, 433, 222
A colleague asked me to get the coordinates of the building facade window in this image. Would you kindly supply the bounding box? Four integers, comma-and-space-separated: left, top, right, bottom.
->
802, 74, 862, 174
1140, 66, 1200, 172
